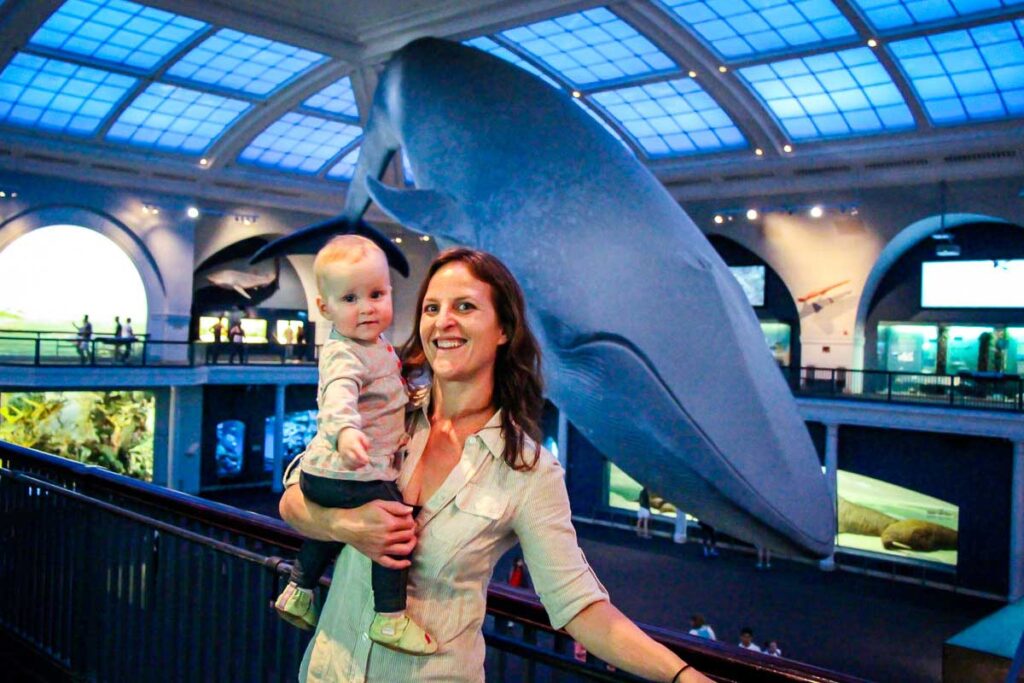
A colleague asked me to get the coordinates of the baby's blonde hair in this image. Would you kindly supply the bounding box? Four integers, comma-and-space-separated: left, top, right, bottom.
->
313, 235, 385, 293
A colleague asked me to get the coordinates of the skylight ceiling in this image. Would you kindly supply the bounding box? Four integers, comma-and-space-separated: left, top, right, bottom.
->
0, 0, 1022, 191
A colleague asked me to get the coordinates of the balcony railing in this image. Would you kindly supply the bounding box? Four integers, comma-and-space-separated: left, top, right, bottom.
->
0, 441, 865, 683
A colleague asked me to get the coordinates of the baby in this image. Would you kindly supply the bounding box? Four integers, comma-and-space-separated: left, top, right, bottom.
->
274, 234, 435, 655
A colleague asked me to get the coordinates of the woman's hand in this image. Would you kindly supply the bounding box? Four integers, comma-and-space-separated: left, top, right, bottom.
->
279, 487, 418, 569
336, 500, 418, 569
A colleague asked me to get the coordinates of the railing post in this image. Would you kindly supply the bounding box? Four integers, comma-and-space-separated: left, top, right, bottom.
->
142, 340, 149, 366
949, 375, 956, 406
34, 337, 40, 365
830, 368, 836, 395
886, 371, 893, 402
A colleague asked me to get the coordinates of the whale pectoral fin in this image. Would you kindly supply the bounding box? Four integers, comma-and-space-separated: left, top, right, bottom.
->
232, 285, 251, 299
366, 177, 476, 246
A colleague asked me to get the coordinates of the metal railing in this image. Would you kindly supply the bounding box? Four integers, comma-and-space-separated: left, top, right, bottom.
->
786, 366, 1024, 412
0, 333, 319, 367
0, 442, 865, 683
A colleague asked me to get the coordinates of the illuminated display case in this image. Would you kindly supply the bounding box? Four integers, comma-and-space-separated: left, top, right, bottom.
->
877, 323, 939, 374
274, 320, 304, 344
198, 316, 268, 343
760, 321, 791, 367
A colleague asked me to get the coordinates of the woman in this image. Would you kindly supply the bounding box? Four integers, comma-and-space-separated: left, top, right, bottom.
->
280, 248, 708, 683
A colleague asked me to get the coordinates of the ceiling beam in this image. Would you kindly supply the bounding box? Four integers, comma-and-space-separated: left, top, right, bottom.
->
0, 0, 65, 73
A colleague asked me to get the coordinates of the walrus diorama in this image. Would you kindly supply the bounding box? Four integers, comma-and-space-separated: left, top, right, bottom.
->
838, 497, 957, 552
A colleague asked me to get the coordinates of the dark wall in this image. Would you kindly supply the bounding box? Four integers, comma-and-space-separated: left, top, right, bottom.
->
864, 222, 1024, 369
708, 235, 801, 368
200, 383, 317, 487
837, 425, 1012, 595
566, 417, 1013, 594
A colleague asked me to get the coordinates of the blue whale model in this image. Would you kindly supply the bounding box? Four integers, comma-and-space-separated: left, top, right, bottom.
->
255, 38, 834, 557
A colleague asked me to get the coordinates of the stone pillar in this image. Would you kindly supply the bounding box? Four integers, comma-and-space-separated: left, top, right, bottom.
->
153, 385, 202, 493
271, 384, 286, 494
1010, 440, 1024, 601
819, 422, 839, 571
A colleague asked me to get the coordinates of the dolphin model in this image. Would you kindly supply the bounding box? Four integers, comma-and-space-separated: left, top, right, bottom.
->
254, 38, 834, 557
206, 265, 277, 300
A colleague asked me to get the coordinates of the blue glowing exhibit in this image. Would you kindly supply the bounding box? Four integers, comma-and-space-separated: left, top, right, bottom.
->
256, 38, 834, 557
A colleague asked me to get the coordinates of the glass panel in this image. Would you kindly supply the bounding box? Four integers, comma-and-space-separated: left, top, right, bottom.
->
302, 75, 359, 119
1006, 327, 1024, 374
498, 7, 677, 88
739, 47, 915, 140
464, 36, 562, 89
215, 419, 245, 478
29, 0, 207, 72
945, 325, 994, 373
660, 0, 856, 61
0, 52, 136, 135
890, 20, 1024, 125
239, 112, 361, 174
877, 323, 938, 373
849, 0, 1024, 32
325, 144, 361, 180
107, 82, 249, 153
760, 321, 791, 367
591, 77, 746, 156
166, 28, 326, 97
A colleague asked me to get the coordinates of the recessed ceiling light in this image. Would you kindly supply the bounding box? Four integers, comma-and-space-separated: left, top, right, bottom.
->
688, 70, 697, 78
867, 39, 878, 48
810, 205, 824, 218
187, 206, 200, 219
199, 158, 209, 167
713, 214, 724, 224
783, 144, 793, 153
755, 148, 763, 156
747, 209, 759, 221
420, 235, 431, 242
718, 65, 727, 73
394, 237, 403, 244
571, 90, 582, 98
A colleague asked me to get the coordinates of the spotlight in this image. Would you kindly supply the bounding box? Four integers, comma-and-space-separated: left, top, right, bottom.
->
755, 148, 764, 156
718, 65, 727, 73
809, 205, 824, 218
571, 90, 582, 98
10, 192, 16, 198
713, 215, 724, 224
394, 237, 403, 244
746, 209, 759, 221
0, 191, 5, 198
199, 158, 209, 167
187, 206, 200, 219
688, 70, 697, 78
783, 144, 793, 153
420, 235, 431, 242
867, 39, 878, 48
142, 203, 160, 215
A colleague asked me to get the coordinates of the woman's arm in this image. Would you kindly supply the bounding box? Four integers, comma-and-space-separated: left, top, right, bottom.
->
564, 601, 710, 683
278, 485, 417, 570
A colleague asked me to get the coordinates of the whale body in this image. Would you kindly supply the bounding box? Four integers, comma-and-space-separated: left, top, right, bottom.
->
256, 38, 834, 557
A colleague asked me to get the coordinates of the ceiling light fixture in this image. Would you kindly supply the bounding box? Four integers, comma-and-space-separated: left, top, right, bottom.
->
187, 206, 200, 219
718, 65, 727, 73
571, 90, 581, 98
199, 158, 209, 167
783, 144, 793, 153
809, 205, 824, 218
755, 148, 763, 156
142, 203, 160, 215
420, 235, 431, 242
867, 39, 878, 48
713, 214, 724, 224
747, 209, 759, 221
688, 70, 697, 78
394, 237, 403, 244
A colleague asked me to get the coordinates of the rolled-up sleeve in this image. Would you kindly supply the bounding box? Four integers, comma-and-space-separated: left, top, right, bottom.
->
513, 455, 609, 630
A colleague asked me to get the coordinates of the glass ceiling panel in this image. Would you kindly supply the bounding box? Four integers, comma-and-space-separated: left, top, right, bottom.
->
303, 76, 359, 120
591, 78, 745, 156
166, 28, 326, 97
28, 0, 207, 73
464, 36, 562, 89
326, 144, 361, 180
661, 0, 856, 61
0, 52, 136, 136
890, 20, 1024, 124
739, 47, 915, 139
240, 112, 361, 174
498, 8, 677, 88
849, 0, 1024, 32
106, 83, 249, 153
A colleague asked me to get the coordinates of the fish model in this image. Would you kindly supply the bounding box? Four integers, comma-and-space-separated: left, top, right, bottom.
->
254, 38, 834, 557
206, 266, 277, 300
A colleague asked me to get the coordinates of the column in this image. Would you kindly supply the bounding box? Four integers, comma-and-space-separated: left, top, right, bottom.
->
153, 386, 202, 493
271, 384, 287, 494
819, 423, 839, 571
1011, 440, 1024, 601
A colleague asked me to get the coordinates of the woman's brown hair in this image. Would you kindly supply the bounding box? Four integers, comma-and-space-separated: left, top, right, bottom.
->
402, 248, 543, 471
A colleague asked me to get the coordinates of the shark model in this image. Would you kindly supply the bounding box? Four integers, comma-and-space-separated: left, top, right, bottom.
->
254, 38, 834, 557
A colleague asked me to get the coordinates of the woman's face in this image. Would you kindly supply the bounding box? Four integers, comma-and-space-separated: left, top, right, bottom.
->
419, 261, 508, 385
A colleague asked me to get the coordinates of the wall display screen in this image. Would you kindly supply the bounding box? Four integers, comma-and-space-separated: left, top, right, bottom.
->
215, 419, 245, 478
264, 410, 318, 473
607, 461, 695, 520
275, 320, 304, 344
836, 469, 958, 567
729, 265, 765, 307
760, 321, 791, 367
877, 323, 939, 374
921, 260, 1024, 308
199, 316, 227, 343
240, 318, 268, 344
0, 390, 155, 481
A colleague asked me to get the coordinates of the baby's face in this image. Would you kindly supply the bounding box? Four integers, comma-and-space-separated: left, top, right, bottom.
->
317, 252, 393, 342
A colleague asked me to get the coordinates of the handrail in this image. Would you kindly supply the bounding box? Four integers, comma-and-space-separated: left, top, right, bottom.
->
0, 440, 868, 683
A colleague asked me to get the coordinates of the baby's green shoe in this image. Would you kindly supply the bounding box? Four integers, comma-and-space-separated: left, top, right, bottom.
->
274, 582, 318, 631
368, 612, 437, 655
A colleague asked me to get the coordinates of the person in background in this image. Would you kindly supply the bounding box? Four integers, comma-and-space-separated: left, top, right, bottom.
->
120, 317, 135, 362
738, 627, 761, 653
699, 521, 718, 557
765, 640, 783, 657
228, 319, 245, 364
688, 614, 716, 641
756, 545, 772, 570
74, 314, 92, 364
636, 486, 652, 538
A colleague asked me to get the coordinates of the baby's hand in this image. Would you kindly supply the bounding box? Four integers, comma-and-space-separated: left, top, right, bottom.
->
338, 428, 370, 469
